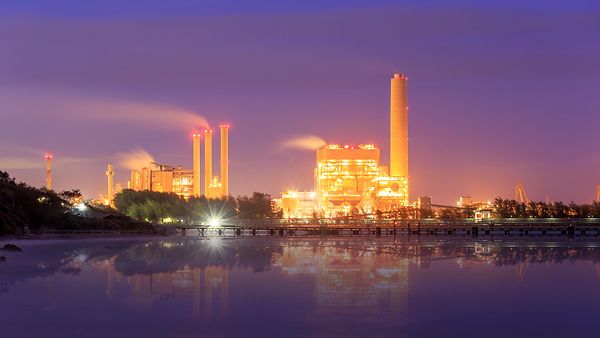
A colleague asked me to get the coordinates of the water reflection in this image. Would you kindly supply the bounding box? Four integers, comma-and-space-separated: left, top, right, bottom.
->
273, 245, 408, 315
3, 237, 600, 337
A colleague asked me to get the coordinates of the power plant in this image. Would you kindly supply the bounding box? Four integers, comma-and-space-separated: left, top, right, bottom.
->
278, 73, 410, 217
44, 153, 53, 190
118, 123, 231, 202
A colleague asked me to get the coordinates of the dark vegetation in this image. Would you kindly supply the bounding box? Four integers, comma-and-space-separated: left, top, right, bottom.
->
492, 198, 600, 218
113, 189, 282, 224
0, 171, 153, 236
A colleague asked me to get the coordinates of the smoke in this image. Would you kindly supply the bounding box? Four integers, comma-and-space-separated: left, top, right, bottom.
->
0, 147, 154, 171
280, 135, 327, 151
64, 98, 209, 131
0, 156, 94, 170
0, 89, 209, 132
114, 148, 155, 169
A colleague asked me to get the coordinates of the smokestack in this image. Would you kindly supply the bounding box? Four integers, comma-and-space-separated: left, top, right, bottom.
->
220, 124, 230, 197
192, 133, 201, 197
204, 129, 213, 197
44, 153, 53, 190
106, 164, 115, 204
390, 73, 409, 181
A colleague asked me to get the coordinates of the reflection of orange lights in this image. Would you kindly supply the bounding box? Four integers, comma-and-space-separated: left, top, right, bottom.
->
273, 245, 409, 314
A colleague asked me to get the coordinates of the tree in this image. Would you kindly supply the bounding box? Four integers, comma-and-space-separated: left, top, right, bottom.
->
237, 192, 279, 219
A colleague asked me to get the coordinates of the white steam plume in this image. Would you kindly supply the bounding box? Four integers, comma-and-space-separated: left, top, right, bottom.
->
280, 135, 327, 151
114, 148, 155, 169
65, 99, 209, 131
0, 89, 209, 131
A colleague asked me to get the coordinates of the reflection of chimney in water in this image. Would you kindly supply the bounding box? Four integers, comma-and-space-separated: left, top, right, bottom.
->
204, 267, 229, 318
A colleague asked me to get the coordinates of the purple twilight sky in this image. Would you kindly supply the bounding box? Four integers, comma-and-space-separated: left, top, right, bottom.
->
0, 0, 599, 204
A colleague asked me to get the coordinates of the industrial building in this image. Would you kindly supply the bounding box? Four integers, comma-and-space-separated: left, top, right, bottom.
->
278, 73, 410, 217
314, 144, 408, 217
108, 123, 231, 202
278, 191, 318, 219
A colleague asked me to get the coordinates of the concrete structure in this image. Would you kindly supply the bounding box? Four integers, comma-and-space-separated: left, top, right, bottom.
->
390, 74, 409, 193
129, 163, 193, 199
106, 164, 114, 204
207, 176, 222, 198
369, 176, 409, 211
220, 124, 230, 197
44, 153, 52, 190
315, 144, 381, 216
418, 196, 432, 210
456, 196, 472, 207
204, 129, 213, 197
192, 133, 201, 197
149, 165, 194, 199
474, 209, 493, 221
276, 191, 317, 219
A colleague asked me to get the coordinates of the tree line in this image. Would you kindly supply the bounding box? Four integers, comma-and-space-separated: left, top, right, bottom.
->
113, 189, 282, 224
492, 198, 600, 219
0, 171, 153, 235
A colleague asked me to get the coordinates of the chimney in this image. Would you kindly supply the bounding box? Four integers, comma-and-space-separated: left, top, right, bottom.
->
219, 124, 230, 197
390, 73, 408, 178
192, 133, 201, 197
44, 153, 53, 190
390, 73, 409, 201
204, 129, 213, 197
106, 164, 115, 204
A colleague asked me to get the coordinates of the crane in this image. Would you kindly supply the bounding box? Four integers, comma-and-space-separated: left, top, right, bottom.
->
515, 182, 530, 203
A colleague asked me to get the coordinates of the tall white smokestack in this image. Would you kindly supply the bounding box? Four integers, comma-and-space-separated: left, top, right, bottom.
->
192, 133, 201, 197
390, 73, 409, 200
390, 74, 408, 176
204, 129, 213, 197
106, 163, 115, 204
219, 124, 230, 197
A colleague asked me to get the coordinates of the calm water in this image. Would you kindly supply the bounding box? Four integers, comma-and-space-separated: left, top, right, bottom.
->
2, 236, 600, 338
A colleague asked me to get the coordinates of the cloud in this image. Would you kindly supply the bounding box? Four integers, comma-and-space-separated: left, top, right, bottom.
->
114, 148, 155, 169
280, 134, 327, 151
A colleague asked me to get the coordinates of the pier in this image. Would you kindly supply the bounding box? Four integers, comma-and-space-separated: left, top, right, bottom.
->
176, 220, 600, 238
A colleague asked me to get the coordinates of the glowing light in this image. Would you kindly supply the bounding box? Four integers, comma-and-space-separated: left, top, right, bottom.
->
209, 218, 221, 228
75, 202, 87, 212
